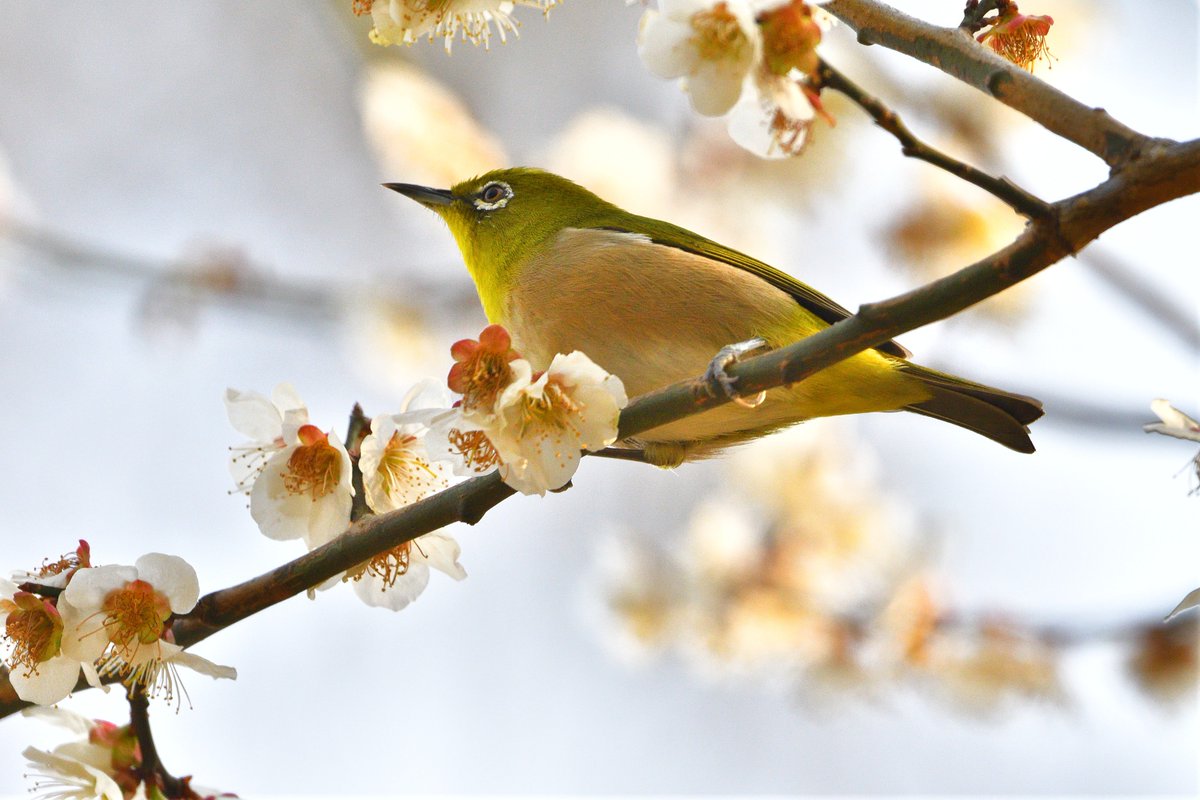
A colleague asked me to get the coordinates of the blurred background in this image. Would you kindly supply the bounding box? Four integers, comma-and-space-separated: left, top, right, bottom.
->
0, 0, 1197, 795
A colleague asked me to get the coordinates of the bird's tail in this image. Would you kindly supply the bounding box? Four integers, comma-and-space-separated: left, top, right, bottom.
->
900, 364, 1044, 453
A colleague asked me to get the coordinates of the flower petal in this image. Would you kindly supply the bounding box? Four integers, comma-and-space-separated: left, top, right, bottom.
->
1165, 586, 1200, 622
353, 561, 432, 611
61, 565, 137, 612
133, 553, 200, 614
170, 650, 238, 681
224, 388, 282, 442
416, 532, 468, 581
9, 654, 81, 706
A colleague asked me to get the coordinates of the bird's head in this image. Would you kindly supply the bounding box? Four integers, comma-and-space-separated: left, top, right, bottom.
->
385, 168, 619, 318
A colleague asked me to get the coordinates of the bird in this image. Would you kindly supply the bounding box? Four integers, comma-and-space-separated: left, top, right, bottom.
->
386, 167, 1043, 467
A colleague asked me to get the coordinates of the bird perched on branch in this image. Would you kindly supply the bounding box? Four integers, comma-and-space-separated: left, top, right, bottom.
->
387, 167, 1042, 466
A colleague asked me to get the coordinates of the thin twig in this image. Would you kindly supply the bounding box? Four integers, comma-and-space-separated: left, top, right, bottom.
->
958, 0, 1006, 33
345, 404, 373, 523
128, 691, 195, 799
817, 59, 1053, 219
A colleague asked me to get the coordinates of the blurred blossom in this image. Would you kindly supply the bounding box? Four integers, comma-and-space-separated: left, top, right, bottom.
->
727, 425, 917, 613
598, 424, 919, 684
342, 292, 445, 398
638, 0, 760, 117
1145, 398, 1200, 443
360, 62, 507, 188
885, 176, 1030, 321
1145, 399, 1200, 492
542, 106, 770, 254
545, 107, 678, 219
1127, 620, 1199, 705
592, 534, 683, 662
874, 575, 941, 668
684, 500, 763, 585
922, 624, 1062, 714
358, 0, 559, 52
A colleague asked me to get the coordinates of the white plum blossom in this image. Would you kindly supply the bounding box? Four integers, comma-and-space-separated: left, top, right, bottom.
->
424, 326, 627, 495
225, 382, 308, 495
59, 554, 235, 701
23, 744, 124, 800
1145, 398, 1200, 442
250, 423, 355, 549
640, 0, 838, 157
352, 383, 467, 611
349, 531, 467, 611
360, 382, 453, 513
727, 69, 817, 158
489, 352, 628, 495
638, 0, 760, 116
363, 0, 559, 52
0, 578, 98, 706
21, 707, 137, 800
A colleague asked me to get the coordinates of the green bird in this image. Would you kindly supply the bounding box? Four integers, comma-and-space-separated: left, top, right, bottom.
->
386, 168, 1043, 466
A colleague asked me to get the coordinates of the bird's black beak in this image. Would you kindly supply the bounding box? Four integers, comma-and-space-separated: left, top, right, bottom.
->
383, 182, 455, 208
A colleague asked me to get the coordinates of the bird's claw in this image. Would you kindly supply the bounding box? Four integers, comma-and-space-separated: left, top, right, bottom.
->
704, 337, 769, 408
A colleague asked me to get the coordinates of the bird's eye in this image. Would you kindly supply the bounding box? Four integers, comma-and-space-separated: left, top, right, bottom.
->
475, 181, 512, 209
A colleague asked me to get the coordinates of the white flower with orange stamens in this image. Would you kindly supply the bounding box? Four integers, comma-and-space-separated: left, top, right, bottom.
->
0, 579, 97, 706
638, 0, 760, 116
59, 554, 235, 702
352, 384, 467, 611
359, 0, 559, 52
250, 423, 355, 549
225, 382, 308, 496
488, 352, 627, 495
348, 531, 467, 611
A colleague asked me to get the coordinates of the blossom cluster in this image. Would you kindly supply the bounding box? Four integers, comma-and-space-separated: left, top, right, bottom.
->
427, 324, 627, 495
638, 0, 836, 158
596, 426, 1067, 712
356, 0, 560, 52
226, 325, 624, 610
1, 544, 234, 708
21, 707, 229, 800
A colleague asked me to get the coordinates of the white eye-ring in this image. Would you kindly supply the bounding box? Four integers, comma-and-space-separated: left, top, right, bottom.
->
473, 181, 513, 211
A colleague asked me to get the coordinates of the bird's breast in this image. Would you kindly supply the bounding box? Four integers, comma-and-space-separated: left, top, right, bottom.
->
503, 227, 811, 398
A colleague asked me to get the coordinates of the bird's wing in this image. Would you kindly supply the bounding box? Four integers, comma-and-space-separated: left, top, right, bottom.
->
594, 217, 910, 359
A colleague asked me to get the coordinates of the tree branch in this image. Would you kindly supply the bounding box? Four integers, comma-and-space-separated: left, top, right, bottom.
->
823, 0, 1157, 168
816, 59, 1052, 219
1, 131, 1196, 722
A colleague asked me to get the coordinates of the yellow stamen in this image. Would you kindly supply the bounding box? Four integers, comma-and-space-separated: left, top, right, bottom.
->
378, 432, 440, 499
100, 580, 170, 655
690, 2, 749, 62
350, 540, 430, 588
283, 428, 342, 501
520, 381, 580, 434
448, 429, 501, 471
2, 596, 63, 675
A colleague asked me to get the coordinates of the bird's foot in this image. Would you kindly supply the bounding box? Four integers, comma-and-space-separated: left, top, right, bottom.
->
704, 337, 769, 409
